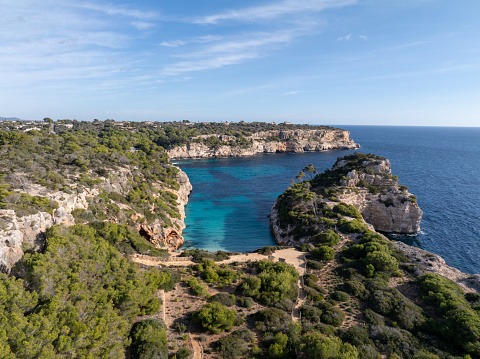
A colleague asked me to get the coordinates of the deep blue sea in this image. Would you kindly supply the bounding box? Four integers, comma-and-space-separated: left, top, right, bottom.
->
176, 126, 480, 274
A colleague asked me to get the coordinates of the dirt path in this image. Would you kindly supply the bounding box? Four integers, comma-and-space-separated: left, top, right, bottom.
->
189, 325, 203, 359
131, 248, 307, 270
160, 289, 165, 322
132, 248, 307, 357
289, 253, 307, 322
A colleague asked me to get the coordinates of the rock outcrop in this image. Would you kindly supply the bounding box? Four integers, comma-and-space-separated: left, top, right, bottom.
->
136, 169, 192, 251
167, 129, 359, 159
335, 158, 422, 234
0, 167, 192, 272
270, 153, 422, 247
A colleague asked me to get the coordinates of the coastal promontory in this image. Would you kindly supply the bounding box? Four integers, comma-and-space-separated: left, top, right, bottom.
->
270, 153, 423, 246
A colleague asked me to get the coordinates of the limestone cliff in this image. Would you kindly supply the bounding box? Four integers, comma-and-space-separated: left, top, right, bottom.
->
136, 169, 192, 251
0, 167, 192, 272
270, 153, 422, 246
167, 129, 359, 159
334, 157, 422, 234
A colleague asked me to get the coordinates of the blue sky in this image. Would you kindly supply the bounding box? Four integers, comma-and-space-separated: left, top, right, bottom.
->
1, 0, 479, 126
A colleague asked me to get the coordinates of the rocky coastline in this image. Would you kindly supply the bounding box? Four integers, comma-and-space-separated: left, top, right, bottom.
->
0, 168, 192, 273
269, 153, 479, 290
167, 129, 359, 159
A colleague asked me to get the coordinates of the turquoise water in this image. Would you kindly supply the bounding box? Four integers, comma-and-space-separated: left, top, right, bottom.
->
177, 126, 480, 274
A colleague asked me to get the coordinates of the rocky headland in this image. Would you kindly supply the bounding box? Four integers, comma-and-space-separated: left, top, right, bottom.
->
0, 167, 191, 273
270, 152, 479, 292
167, 129, 359, 159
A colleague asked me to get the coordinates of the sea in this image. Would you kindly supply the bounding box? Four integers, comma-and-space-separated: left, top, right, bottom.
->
176, 126, 480, 275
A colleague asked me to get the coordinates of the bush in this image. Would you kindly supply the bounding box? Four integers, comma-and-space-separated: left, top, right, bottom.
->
311, 246, 335, 261
187, 277, 209, 298
300, 305, 322, 322
333, 203, 362, 220
311, 230, 340, 247
321, 306, 345, 327
175, 346, 191, 359
130, 319, 168, 359
307, 259, 324, 270
331, 291, 350, 302
237, 296, 254, 309
364, 309, 385, 326
369, 288, 425, 330
370, 325, 419, 357
338, 218, 368, 234
255, 308, 291, 332
196, 302, 237, 334
341, 325, 372, 346
210, 293, 235, 307
344, 280, 366, 297
217, 329, 255, 359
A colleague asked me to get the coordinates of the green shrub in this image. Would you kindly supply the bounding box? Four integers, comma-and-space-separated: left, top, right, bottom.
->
187, 277, 209, 298
217, 329, 255, 359
338, 218, 368, 234
311, 230, 340, 247
321, 306, 345, 327
311, 245, 335, 261
300, 305, 322, 322
364, 309, 385, 326
333, 203, 362, 220
130, 319, 168, 359
255, 308, 291, 333
341, 325, 372, 346
344, 280, 366, 297
210, 293, 236, 307
196, 302, 237, 334
237, 296, 255, 309
306, 259, 324, 270
331, 291, 350, 302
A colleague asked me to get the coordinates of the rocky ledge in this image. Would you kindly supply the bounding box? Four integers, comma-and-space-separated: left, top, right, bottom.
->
270, 153, 422, 247
0, 167, 192, 273
334, 156, 422, 234
167, 129, 359, 159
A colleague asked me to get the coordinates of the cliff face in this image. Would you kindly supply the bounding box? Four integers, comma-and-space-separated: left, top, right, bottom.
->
167, 129, 359, 159
335, 158, 422, 234
136, 169, 192, 251
270, 153, 422, 247
0, 167, 192, 272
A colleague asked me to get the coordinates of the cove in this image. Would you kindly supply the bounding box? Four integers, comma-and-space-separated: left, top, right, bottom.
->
177, 125, 480, 274
176, 149, 355, 253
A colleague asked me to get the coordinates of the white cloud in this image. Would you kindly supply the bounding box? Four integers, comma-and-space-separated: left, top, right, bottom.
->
358, 35, 368, 40
287, 91, 299, 95
337, 34, 352, 41
160, 31, 296, 77
193, 0, 357, 24
161, 53, 258, 76
69, 1, 159, 20
160, 40, 187, 47
131, 21, 155, 30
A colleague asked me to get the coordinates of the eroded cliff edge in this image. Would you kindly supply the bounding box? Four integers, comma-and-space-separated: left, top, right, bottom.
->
270, 152, 479, 292
167, 129, 359, 159
0, 167, 191, 272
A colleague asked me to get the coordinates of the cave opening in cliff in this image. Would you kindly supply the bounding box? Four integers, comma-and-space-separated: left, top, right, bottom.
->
139, 228, 151, 242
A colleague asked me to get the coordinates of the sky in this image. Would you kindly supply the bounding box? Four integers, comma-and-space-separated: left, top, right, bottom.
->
1, 0, 479, 126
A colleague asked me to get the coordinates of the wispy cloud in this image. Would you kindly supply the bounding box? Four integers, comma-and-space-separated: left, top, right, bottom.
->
69, 2, 159, 20
337, 34, 352, 41
193, 0, 357, 24
160, 31, 296, 76
161, 54, 258, 77
160, 40, 187, 48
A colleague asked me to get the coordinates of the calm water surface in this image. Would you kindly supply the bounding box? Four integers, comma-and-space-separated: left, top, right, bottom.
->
177, 126, 480, 274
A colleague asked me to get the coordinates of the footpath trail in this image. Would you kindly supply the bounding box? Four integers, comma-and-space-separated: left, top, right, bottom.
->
132, 248, 306, 270
132, 248, 307, 358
